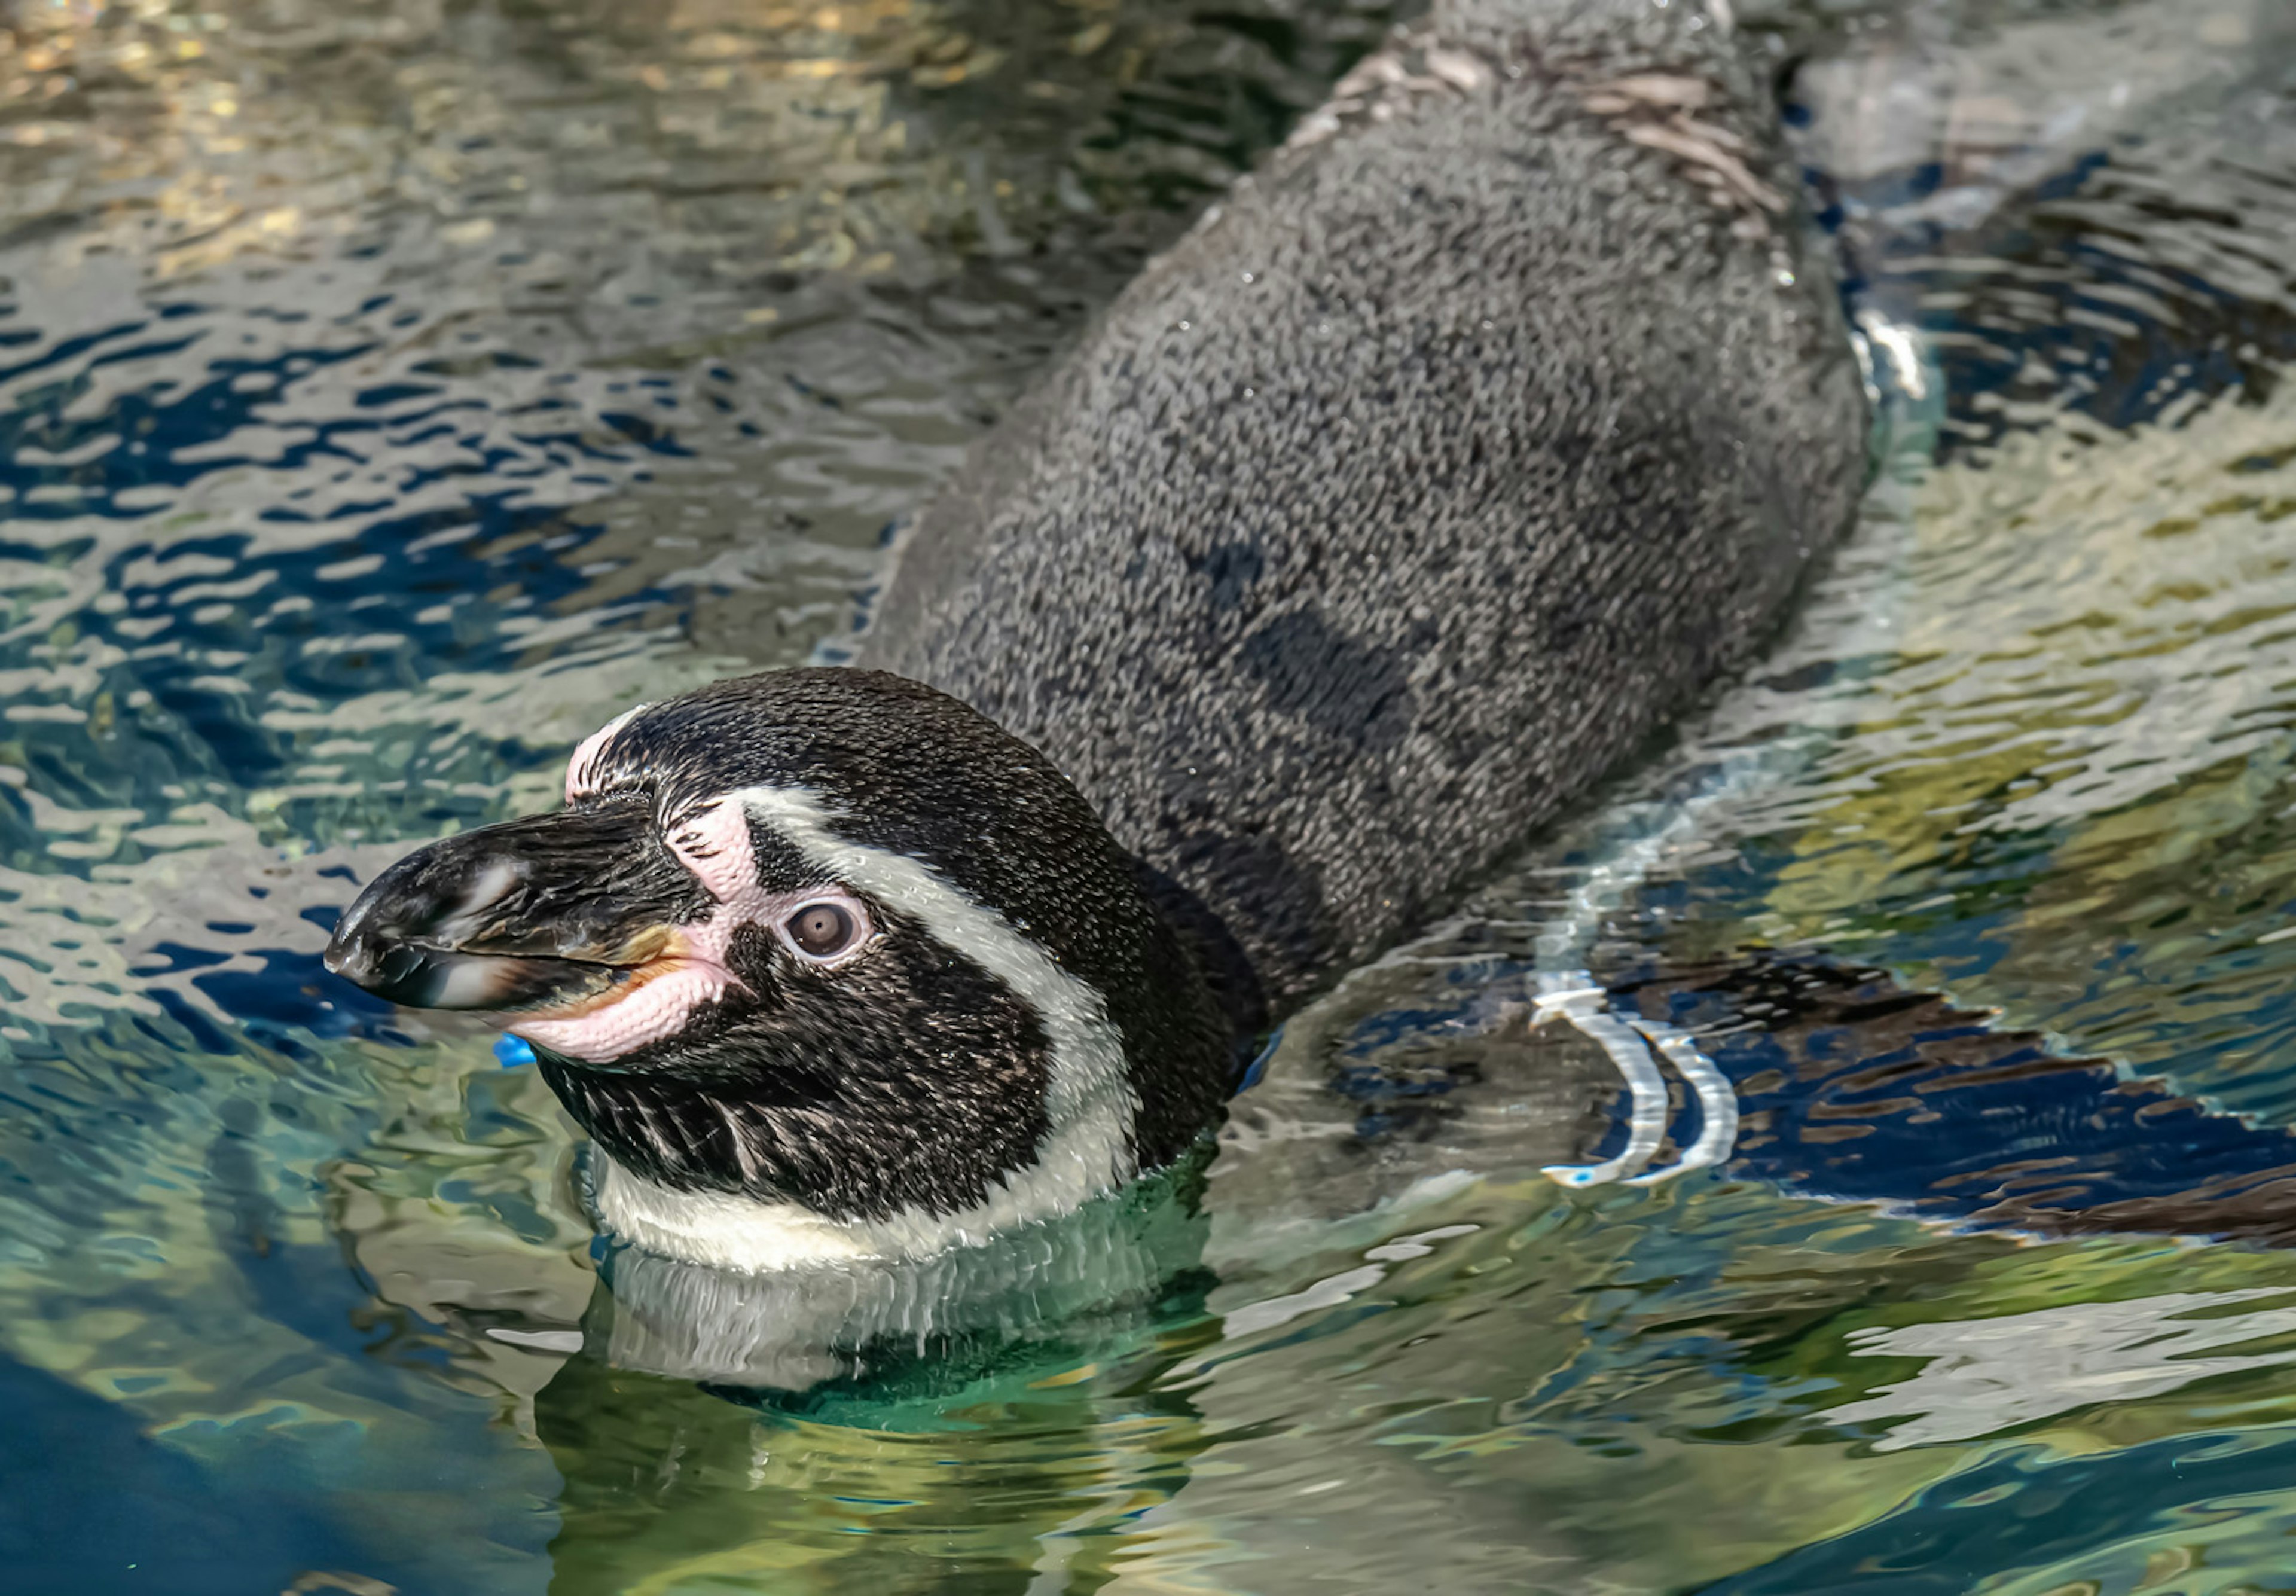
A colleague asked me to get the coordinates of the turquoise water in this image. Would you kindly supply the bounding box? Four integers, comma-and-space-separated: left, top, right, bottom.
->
10, 0, 2296, 1591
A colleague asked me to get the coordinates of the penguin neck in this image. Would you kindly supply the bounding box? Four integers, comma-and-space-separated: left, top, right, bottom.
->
1129, 855, 1274, 1058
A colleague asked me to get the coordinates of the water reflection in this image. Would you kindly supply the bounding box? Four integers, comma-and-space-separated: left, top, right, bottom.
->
1826, 1289, 2296, 1451
525, 1179, 1226, 1591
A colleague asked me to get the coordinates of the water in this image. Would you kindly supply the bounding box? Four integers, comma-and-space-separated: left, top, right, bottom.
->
8, 0, 2296, 1590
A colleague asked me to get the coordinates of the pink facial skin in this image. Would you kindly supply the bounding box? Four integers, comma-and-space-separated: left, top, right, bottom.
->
508, 953, 738, 1064
508, 793, 872, 1064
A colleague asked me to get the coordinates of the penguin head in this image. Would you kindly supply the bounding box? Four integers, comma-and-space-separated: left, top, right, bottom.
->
325, 669, 1236, 1245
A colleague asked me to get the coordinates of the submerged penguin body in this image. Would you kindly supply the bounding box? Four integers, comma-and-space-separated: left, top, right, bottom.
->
872, 0, 1868, 1009
326, 0, 1873, 1272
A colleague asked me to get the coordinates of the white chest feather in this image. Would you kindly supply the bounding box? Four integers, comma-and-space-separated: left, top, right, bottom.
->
593, 1145, 1132, 1272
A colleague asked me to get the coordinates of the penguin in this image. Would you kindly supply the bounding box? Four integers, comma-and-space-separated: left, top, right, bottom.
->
323, 0, 1874, 1273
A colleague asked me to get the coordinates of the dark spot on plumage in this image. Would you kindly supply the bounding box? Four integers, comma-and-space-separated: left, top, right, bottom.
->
1186, 538, 1265, 613
1237, 610, 1413, 749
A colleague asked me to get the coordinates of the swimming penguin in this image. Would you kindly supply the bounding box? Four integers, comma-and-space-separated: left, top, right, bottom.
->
323, 0, 1872, 1272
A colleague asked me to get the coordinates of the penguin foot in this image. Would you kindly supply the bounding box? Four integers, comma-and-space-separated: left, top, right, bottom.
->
1533, 972, 1738, 1189
1623, 1016, 1740, 1185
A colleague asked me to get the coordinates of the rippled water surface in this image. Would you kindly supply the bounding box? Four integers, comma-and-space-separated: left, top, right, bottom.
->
11, 0, 2296, 1591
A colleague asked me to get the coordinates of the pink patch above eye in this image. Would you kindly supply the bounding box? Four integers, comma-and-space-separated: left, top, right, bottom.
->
666, 798, 762, 905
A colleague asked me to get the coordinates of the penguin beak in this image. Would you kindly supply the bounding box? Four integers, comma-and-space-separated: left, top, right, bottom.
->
323, 806, 699, 1014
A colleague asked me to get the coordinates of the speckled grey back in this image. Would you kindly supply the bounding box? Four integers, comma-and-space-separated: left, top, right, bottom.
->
867, 0, 1869, 1010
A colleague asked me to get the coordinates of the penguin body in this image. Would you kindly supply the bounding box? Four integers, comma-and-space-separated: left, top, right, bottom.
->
326, 0, 1873, 1272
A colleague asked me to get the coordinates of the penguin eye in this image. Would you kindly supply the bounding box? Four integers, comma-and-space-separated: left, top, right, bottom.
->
783, 899, 865, 962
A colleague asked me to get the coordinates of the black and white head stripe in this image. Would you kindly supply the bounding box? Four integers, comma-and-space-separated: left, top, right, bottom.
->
579, 783, 1142, 1270
734, 784, 1137, 1193
508, 670, 1238, 1271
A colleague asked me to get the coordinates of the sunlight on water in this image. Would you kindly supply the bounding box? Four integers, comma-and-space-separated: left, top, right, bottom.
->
10, 0, 2296, 1591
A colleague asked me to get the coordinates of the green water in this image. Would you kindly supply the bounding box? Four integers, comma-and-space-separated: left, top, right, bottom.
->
9, 0, 2296, 1591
